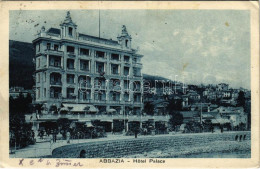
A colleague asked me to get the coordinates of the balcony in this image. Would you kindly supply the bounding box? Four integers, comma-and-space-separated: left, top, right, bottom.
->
133, 74, 142, 78
50, 81, 62, 86
109, 100, 121, 104
94, 85, 106, 90
95, 56, 107, 62
80, 68, 90, 72
44, 49, 63, 56
110, 59, 121, 64
133, 101, 142, 105
133, 62, 143, 68
79, 83, 92, 89
67, 52, 76, 57
93, 99, 106, 104
111, 72, 120, 77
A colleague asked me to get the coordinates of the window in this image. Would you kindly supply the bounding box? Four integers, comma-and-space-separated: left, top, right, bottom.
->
67, 59, 75, 69
37, 73, 40, 83
111, 54, 120, 61
37, 88, 40, 99
69, 27, 73, 36
54, 59, 61, 67
96, 51, 105, 58
80, 60, 89, 71
124, 56, 130, 62
47, 43, 51, 50
124, 67, 129, 76
67, 46, 75, 54
67, 88, 75, 99
124, 93, 129, 101
67, 74, 75, 84
54, 44, 59, 51
111, 64, 119, 75
44, 88, 46, 98
111, 92, 120, 101
124, 80, 129, 89
133, 68, 141, 77
49, 56, 61, 67
96, 62, 105, 73
37, 58, 41, 68
125, 40, 128, 47
80, 48, 89, 56
44, 72, 46, 82
50, 87, 61, 99
37, 43, 40, 52
133, 57, 137, 63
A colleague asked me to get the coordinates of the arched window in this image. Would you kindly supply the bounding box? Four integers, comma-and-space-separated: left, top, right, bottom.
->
69, 27, 73, 36
125, 40, 128, 47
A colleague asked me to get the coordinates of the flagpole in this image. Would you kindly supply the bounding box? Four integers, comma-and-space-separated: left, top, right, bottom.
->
99, 9, 100, 38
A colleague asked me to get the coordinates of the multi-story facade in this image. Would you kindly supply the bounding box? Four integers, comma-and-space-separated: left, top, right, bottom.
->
29, 11, 152, 132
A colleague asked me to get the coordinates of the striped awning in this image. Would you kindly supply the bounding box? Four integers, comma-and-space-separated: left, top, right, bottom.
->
62, 104, 98, 112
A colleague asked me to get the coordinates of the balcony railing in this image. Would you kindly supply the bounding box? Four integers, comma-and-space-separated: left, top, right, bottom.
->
133, 62, 143, 68
45, 49, 63, 56
94, 85, 106, 90
50, 81, 62, 86
67, 52, 75, 57
133, 74, 142, 78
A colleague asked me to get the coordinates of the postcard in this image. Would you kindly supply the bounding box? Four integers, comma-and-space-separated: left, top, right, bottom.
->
0, 1, 259, 168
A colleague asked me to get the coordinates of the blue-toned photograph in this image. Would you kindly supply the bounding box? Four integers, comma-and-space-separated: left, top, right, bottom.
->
9, 10, 251, 158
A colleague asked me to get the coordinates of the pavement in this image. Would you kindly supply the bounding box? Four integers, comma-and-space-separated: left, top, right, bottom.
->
9, 131, 236, 158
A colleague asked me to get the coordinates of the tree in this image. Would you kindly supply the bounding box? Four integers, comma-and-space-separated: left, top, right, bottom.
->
166, 98, 182, 114
57, 118, 71, 138
168, 112, 183, 131
237, 91, 245, 107
144, 102, 154, 115
35, 103, 44, 114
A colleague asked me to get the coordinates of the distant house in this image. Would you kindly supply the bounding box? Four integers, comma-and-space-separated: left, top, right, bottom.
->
186, 90, 201, 102
151, 99, 169, 115
9, 87, 34, 99
204, 106, 247, 127
179, 111, 200, 123
216, 83, 229, 91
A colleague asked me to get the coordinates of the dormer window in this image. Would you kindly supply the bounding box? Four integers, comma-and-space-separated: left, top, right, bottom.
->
125, 40, 128, 47
69, 27, 73, 36
47, 43, 51, 50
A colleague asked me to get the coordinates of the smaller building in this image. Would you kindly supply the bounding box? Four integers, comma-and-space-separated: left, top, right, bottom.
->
9, 87, 34, 99
216, 83, 229, 91
203, 106, 247, 128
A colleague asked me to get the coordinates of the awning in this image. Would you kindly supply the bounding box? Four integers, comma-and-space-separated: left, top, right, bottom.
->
107, 109, 116, 113
60, 107, 69, 112
89, 106, 98, 112
210, 119, 230, 124
85, 121, 94, 127
62, 104, 98, 112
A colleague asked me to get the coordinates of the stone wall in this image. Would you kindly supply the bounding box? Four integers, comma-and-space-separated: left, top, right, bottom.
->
52, 131, 250, 158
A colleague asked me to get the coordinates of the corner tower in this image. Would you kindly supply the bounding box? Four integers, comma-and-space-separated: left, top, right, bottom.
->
60, 11, 77, 39
117, 25, 132, 49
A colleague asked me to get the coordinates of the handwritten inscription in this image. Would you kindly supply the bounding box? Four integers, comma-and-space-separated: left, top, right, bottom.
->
18, 158, 84, 167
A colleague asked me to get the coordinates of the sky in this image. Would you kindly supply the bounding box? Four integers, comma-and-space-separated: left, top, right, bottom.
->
10, 10, 250, 89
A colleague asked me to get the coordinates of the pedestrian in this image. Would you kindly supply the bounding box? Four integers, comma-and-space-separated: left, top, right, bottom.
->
66, 131, 70, 144
54, 129, 57, 143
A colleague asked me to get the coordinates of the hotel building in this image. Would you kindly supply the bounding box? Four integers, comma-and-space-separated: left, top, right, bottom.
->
29, 11, 152, 132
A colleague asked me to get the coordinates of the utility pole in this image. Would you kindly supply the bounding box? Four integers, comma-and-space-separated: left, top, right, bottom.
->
200, 102, 202, 125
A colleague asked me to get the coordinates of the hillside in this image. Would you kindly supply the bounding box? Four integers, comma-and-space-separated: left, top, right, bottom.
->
9, 40, 35, 89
